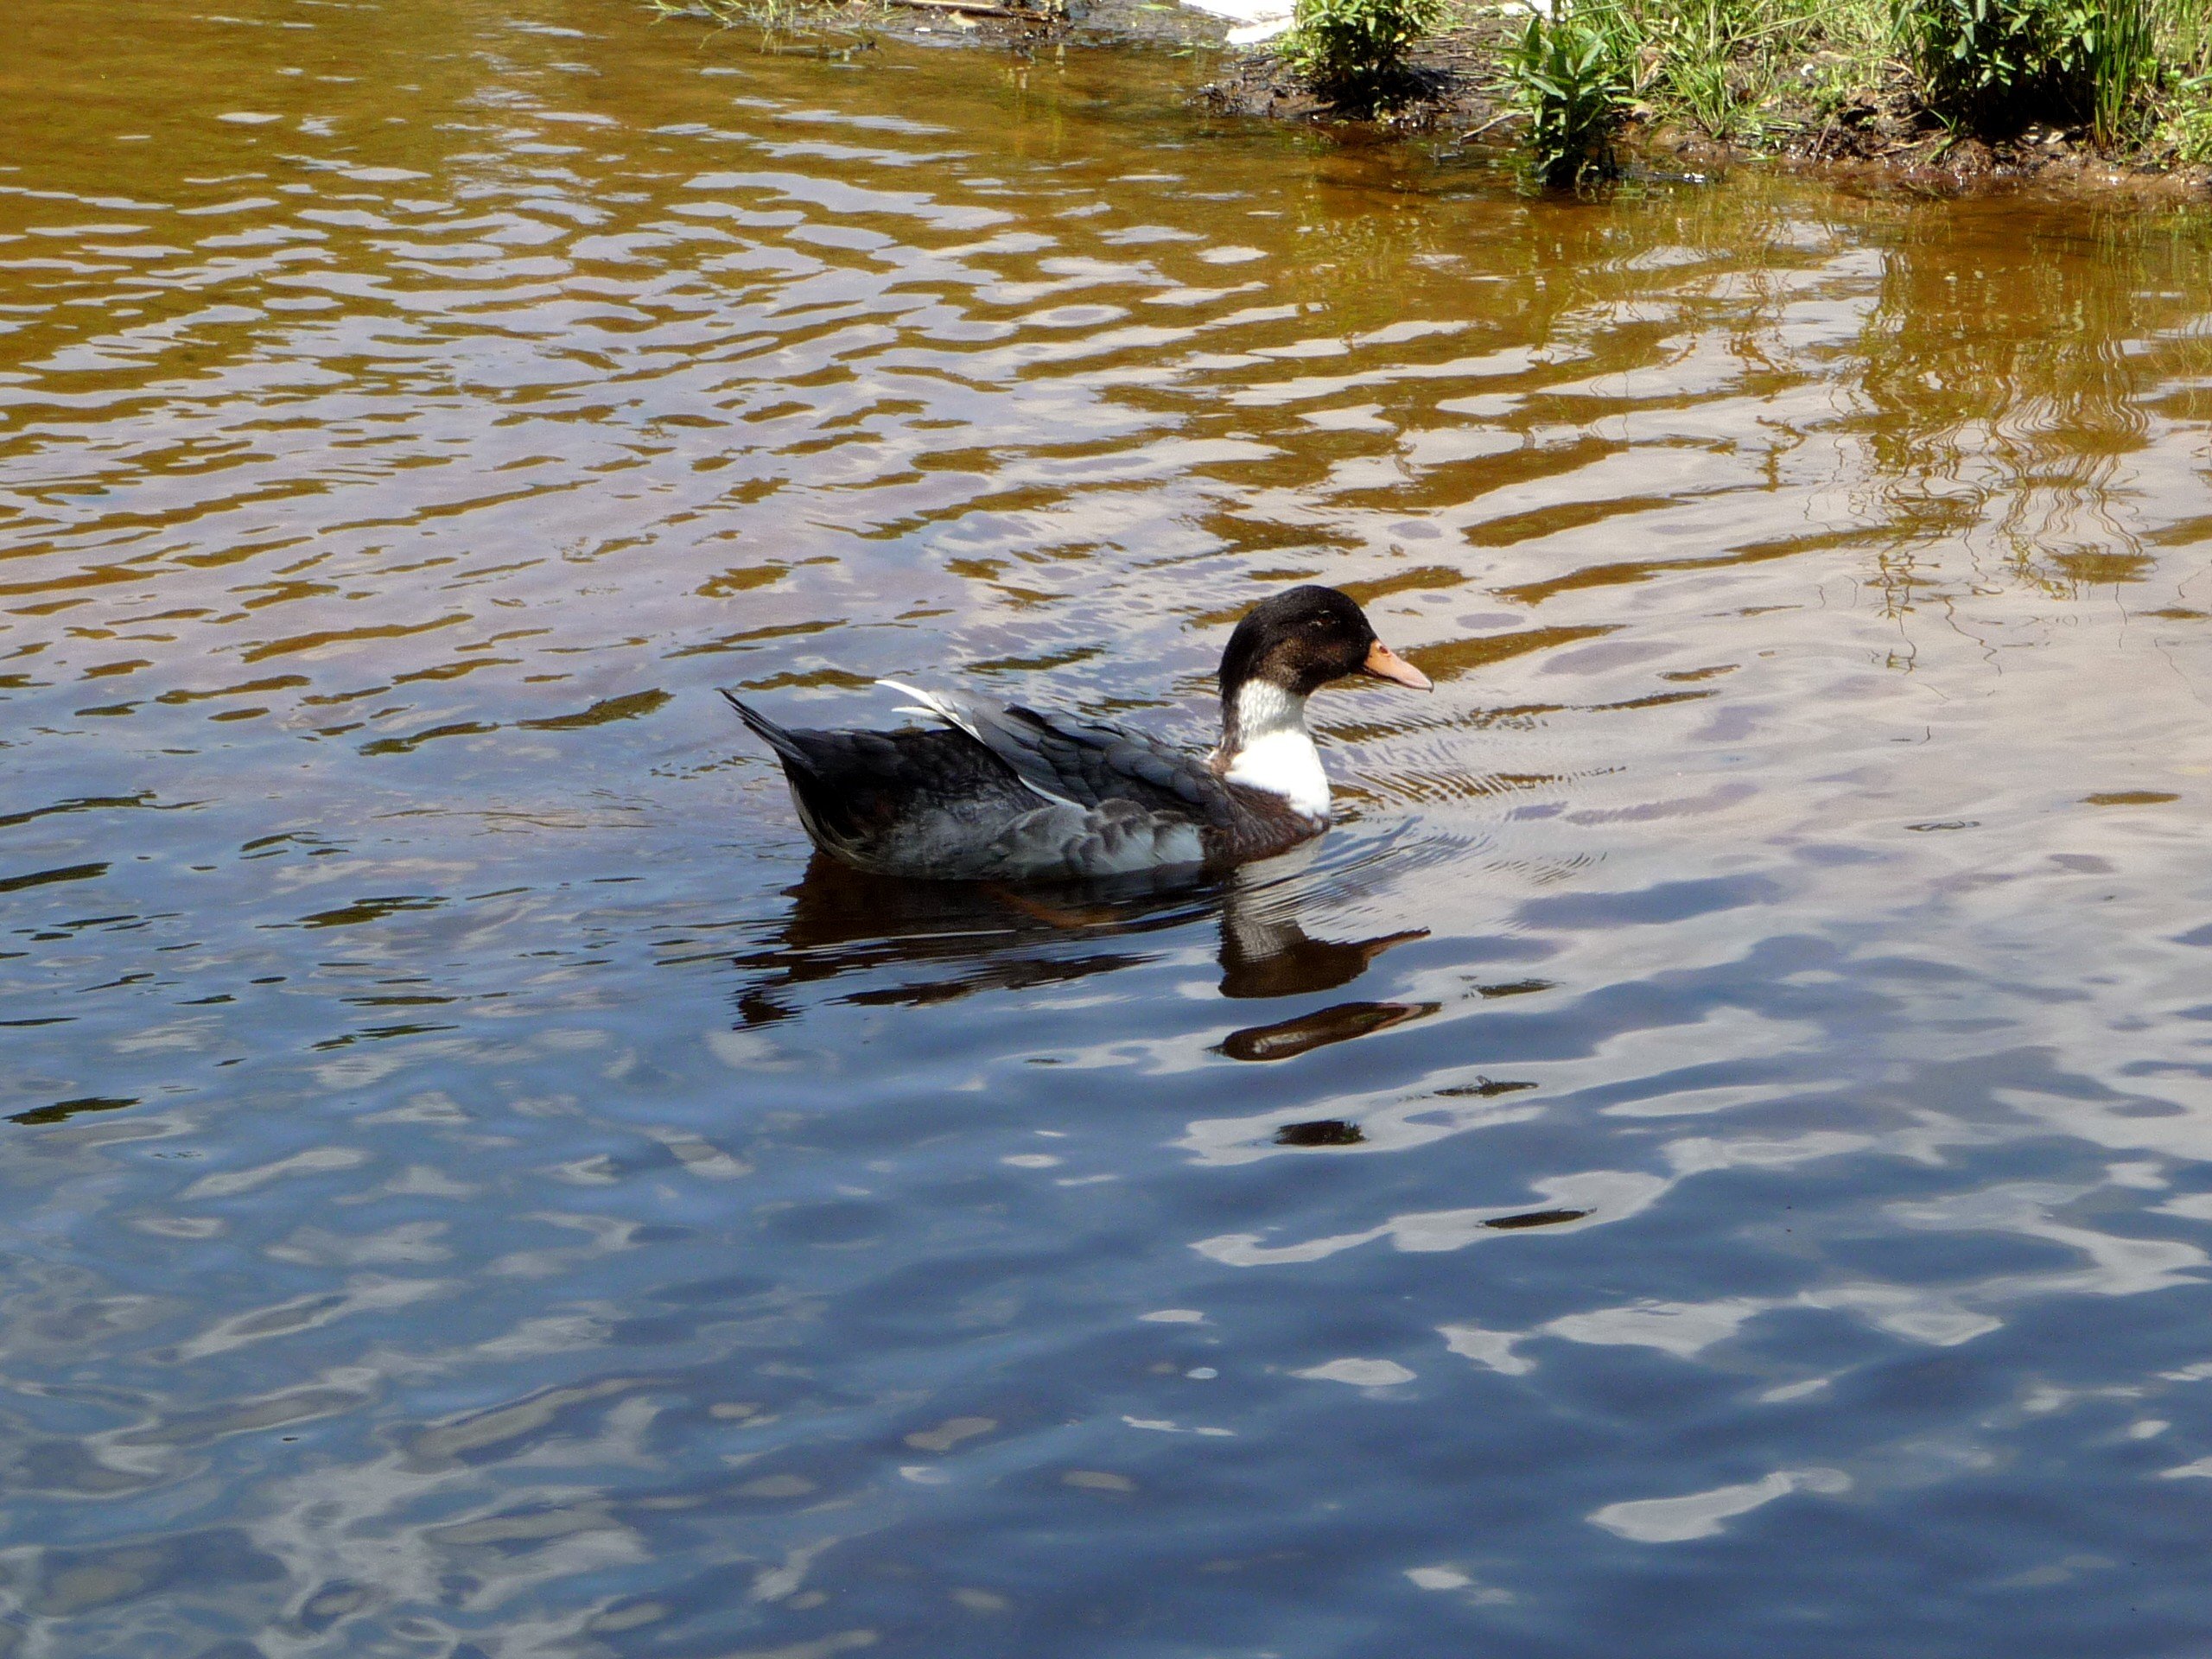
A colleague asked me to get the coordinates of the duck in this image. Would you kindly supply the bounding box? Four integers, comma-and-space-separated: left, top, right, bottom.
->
722, 584, 1432, 882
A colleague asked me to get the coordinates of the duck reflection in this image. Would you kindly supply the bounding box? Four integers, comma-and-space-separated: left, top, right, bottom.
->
727, 852, 1426, 1033
1217, 901, 1426, 1001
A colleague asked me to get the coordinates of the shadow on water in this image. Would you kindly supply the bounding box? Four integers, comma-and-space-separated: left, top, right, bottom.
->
728, 845, 1431, 1025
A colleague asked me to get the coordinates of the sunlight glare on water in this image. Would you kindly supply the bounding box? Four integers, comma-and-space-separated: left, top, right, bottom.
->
8, 1, 2212, 1653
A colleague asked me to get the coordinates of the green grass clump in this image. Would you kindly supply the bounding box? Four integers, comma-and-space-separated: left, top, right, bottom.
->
1893, 0, 2155, 143
1504, 0, 2196, 156
1501, 1, 1632, 186
1502, 0, 1893, 156
1627, 0, 1820, 140
2146, 0, 2212, 159
2158, 76, 2212, 160
2088, 0, 2158, 143
1281, 0, 1448, 108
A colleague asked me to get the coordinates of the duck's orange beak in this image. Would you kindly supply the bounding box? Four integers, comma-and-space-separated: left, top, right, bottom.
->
1362, 640, 1433, 691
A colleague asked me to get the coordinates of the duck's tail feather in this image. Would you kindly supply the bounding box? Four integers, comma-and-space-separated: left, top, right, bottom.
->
722, 689, 871, 859
721, 689, 818, 774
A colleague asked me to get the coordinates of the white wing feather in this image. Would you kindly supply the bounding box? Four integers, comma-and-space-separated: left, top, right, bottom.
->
875, 678, 1075, 808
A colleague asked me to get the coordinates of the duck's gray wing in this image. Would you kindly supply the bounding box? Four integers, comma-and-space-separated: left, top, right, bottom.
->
880, 681, 1234, 827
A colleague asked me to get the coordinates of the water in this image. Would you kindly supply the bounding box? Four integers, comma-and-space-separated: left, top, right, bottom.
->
9, 3, 2212, 1653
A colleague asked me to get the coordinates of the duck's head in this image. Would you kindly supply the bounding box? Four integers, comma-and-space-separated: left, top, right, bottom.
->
1211, 588, 1430, 808
1217, 585, 1432, 704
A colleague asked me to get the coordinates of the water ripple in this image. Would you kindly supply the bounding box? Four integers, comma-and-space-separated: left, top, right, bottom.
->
8, 3, 2212, 1654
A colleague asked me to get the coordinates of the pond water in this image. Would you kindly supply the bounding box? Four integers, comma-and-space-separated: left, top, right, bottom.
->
10, 3, 2212, 1653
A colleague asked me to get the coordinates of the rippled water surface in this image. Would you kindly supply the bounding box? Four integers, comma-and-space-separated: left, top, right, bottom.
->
12, 3, 2212, 1653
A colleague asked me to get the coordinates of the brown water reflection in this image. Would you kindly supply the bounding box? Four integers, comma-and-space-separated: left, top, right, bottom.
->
10, 0, 2212, 1654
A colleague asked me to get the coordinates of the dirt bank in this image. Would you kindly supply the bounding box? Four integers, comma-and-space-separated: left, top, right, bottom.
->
656, 0, 2212, 202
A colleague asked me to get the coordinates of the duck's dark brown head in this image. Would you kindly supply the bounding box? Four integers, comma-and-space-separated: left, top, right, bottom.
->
1217, 585, 1432, 702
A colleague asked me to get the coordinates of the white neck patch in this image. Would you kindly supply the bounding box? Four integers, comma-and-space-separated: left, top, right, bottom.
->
1220, 682, 1330, 821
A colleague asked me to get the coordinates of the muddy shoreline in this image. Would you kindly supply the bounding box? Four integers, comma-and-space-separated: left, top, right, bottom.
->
1189, 28, 2212, 202
667, 0, 2212, 203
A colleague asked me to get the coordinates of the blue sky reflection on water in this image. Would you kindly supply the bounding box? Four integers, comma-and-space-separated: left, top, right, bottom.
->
8, 0, 2212, 1652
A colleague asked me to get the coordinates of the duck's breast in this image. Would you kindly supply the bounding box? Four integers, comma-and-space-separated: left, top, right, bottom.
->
1220, 729, 1331, 822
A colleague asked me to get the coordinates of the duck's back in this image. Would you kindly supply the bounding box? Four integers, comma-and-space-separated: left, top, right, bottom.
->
725, 688, 1315, 881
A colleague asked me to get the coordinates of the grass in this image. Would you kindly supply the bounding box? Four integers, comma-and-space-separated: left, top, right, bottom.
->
1281, 0, 1449, 110
2168, 80, 2212, 162
1491, 0, 1891, 184
649, 0, 890, 48
652, 0, 788, 27
2146, 0, 2212, 159
1499, 2, 1632, 185
1893, 0, 2155, 143
1476, 0, 2212, 182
